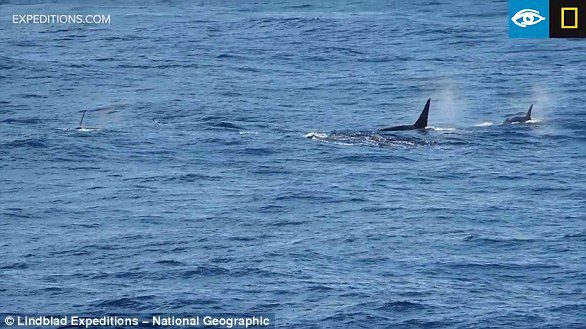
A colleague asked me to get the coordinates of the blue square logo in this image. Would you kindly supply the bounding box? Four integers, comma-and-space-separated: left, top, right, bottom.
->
509, 0, 550, 38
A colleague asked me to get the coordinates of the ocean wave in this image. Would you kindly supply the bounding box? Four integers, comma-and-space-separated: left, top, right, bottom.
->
2, 118, 44, 124
2, 138, 48, 149
211, 121, 244, 130
376, 301, 427, 311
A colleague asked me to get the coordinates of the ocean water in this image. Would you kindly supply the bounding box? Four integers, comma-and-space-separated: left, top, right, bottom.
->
1, 0, 585, 328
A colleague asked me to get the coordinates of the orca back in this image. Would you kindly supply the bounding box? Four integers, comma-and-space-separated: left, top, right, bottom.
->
380, 125, 414, 132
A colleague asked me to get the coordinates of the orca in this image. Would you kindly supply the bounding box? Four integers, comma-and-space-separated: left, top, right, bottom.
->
76, 110, 87, 130
74, 110, 99, 131
379, 98, 430, 132
504, 105, 532, 124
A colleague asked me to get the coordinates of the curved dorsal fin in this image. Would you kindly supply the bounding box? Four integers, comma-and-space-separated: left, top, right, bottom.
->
526, 104, 533, 120
413, 98, 431, 129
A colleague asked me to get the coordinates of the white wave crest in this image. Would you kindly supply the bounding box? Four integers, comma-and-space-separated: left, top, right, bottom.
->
305, 132, 328, 139
428, 126, 456, 131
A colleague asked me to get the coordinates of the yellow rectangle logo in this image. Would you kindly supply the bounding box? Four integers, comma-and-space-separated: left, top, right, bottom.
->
561, 7, 578, 29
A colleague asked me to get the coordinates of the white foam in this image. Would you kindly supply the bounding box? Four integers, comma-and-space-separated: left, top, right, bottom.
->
475, 122, 494, 127
305, 132, 328, 139
429, 126, 456, 131
327, 141, 355, 146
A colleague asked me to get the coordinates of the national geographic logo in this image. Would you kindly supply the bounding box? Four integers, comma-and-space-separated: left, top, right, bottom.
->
550, 0, 586, 37
509, 0, 586, 38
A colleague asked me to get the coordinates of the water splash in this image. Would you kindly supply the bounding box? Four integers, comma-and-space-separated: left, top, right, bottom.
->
434, 79, 468, 127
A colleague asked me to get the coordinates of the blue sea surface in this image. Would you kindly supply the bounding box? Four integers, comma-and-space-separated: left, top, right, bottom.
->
0, 0, 585, 328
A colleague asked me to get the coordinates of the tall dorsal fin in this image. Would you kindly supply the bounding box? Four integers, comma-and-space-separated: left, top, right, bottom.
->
78, 110, 86, 129
526, 104, 533, 120
413, 98, 431, 129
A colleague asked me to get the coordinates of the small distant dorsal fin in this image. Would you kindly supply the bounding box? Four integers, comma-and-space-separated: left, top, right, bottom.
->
526, 105, 533, 120
413, 98, 431, 129
78, 110, 86, 129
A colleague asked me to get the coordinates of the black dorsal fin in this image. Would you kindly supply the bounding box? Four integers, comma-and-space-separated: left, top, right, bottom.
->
413, 98, 431, 129
526, 104, 533, 120
78, 110, 86, 129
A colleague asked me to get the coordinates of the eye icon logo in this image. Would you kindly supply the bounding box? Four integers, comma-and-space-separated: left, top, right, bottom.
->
511, 9, 547, 27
